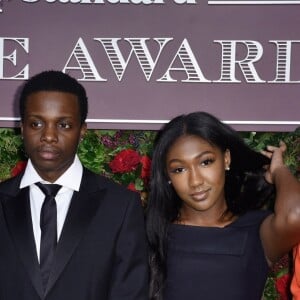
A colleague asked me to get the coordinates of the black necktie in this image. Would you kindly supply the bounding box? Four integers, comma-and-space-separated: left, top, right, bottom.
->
36, 182, 61, 290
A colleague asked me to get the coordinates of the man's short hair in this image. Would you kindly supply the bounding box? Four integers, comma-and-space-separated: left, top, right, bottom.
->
19, 70, 88, 124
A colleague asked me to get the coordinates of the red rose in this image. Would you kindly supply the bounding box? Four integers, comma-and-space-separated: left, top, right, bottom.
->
140, 155, 151, 180
275, 273, 292, 300
127, 182, 137, 192
109, 149, 140, 173
11, 161, 27, 177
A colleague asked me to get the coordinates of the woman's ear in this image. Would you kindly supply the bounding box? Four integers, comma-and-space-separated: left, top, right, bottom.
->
224, 149, 231, 171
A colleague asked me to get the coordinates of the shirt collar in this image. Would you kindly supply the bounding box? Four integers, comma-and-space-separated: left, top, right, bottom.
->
20, 155, 83, 192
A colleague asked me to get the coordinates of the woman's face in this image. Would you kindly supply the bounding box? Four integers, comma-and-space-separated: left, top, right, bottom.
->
166, 135, 231, 223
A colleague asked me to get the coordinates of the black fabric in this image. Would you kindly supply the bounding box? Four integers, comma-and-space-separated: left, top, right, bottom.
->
35, 183, 61, 291
0, 169, 149, 300
164, 210, 271, 300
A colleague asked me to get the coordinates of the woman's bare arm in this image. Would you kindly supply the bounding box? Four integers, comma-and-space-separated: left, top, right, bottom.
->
260, 141, 300, 265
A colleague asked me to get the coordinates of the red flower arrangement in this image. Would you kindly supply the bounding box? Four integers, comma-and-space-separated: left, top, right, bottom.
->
108, 148, 151, 194
275, 273, 292, 300
77, 130, 154, 200
11, 160, 27, 177
127, 182, 138, 192
140, 155, 151, 181
263, 254, 293, 300
109, 149, 141, 173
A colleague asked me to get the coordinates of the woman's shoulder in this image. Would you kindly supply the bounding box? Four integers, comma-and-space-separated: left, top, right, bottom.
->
229, 209, 272, 228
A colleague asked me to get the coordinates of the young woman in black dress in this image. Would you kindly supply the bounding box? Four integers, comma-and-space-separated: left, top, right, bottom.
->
146, 111, 300, 300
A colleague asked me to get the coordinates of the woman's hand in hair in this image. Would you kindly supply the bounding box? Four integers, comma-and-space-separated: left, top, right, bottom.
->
260, 141, 287, 185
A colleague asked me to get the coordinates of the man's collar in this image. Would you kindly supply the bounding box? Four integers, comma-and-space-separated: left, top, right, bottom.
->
20, 155, 83, 191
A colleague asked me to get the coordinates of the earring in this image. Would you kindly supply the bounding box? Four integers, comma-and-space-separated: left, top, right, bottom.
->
225, 166, 230, 171
168, 180, 171, 185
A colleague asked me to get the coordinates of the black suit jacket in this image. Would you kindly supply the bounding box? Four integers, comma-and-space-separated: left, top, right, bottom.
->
0, 168, 149, 300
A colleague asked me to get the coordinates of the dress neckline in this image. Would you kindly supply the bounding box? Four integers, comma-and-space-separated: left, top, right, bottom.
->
171, 210, 270, 230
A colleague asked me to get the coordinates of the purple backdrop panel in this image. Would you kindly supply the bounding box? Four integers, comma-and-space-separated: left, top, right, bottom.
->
0, 0, 299, 131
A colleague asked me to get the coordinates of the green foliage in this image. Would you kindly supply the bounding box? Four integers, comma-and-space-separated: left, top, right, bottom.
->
262, 276, 278, 300
0, 128, 298, 299
241, 129, 300, 177
77, 130, 108, 174
0, 128, 25, 181
0, 128, 299, 182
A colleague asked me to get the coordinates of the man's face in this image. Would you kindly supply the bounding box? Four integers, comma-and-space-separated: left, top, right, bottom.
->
21, 91, 87, 182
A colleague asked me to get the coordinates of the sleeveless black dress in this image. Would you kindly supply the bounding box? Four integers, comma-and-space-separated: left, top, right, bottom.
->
164, 210, 271, 300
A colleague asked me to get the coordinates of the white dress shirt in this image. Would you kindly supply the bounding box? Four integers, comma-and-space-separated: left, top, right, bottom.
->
20, 155, 83, 262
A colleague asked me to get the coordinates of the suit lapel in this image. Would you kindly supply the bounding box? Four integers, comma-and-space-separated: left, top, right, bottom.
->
45, 169, 106, 296
3, 186, 44, 299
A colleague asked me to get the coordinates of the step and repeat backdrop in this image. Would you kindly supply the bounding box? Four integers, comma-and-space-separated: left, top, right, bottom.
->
0, 0, 299, 131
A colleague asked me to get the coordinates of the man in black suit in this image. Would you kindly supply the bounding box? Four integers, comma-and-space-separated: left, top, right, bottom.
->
0, 71, 149, 300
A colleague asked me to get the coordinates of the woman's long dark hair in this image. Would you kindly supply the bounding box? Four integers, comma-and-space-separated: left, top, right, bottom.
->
145, 111, 275, 300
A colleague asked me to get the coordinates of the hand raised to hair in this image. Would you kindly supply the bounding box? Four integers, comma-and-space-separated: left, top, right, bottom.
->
260, 141, 287, 184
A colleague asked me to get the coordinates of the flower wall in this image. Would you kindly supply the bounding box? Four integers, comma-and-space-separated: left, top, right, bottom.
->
0, 127, 299, 299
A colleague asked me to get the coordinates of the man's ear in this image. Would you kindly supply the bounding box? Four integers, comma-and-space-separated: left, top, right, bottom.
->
80, 122, 87, 140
